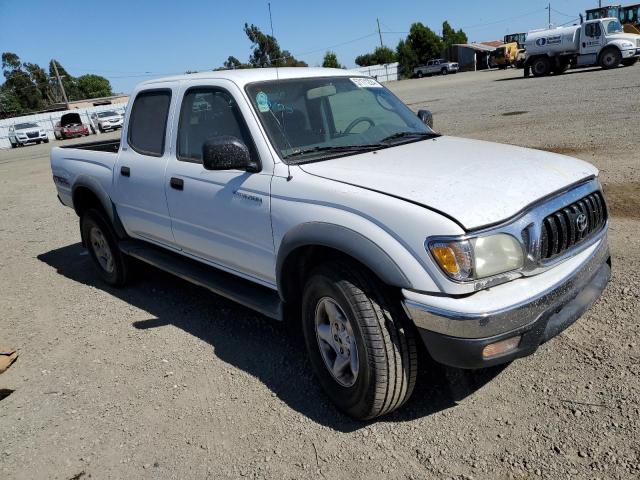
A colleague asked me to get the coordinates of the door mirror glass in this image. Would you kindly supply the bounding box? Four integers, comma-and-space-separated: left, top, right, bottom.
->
202, 136, 257, 171
417, 109, 434, 129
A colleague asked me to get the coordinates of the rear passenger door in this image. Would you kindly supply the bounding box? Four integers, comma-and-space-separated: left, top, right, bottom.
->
113, 87, 177, 247
164, 82, 275, 285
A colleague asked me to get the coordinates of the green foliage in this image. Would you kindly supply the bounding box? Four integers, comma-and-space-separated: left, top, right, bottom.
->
442, 21, 468, 48
322, 51, 343, 69
243, 23, 307, 68
77, 74, 113, 99
393, 21, 468, 78
1, 53, 115, 117
354, 46, 397, 67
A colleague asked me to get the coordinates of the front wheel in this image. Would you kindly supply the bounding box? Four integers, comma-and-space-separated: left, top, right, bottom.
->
622, 58, 638, 67
599, 47, 622, 69
302, 260, 418, 420
417, 71, 423, 78
441, 68, 448, 75
81, 208, 129, 286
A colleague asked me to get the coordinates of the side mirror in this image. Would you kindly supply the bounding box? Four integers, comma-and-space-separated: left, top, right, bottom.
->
417, 109, 434, 129
202, 136, 258, 172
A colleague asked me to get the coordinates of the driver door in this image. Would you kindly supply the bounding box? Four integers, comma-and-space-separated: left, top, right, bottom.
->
582, 22, 604, 55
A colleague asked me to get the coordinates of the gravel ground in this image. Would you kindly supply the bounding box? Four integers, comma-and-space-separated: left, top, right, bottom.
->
1, 66, 639, 480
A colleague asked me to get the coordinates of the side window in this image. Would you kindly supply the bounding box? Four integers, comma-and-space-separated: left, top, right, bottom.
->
177, 88, 257, 163
587, 23, 602, 37
127, 90, 171, 157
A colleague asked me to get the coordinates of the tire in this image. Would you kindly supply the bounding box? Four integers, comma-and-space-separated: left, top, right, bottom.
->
599, 47, 622, 69
622, 58, 638, 67
441, 68, 448, 75
417, 71, 423, 78
10, 142, 16, 149
36, 140, 41, 145
301, 260, 418, 420
531, 56, 551, 77
81, 208, 129, 287
44, 138, 49, 143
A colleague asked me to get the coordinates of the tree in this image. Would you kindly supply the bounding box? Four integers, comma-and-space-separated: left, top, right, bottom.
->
0, 89, 23, 118
2, 52, 44, 112
354, 46, 397, 67
322, 51, 343, 69
222, 56, 249, 70
394, 22, 443, 78
77, 74, 112, 98
442, 21, 468, 48
243, 23, 307, 68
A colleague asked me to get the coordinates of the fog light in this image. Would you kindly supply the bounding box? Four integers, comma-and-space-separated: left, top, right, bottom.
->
482, 336, 521, 358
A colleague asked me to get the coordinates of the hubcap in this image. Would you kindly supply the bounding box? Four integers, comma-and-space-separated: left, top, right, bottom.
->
314, 297, 359, 387
603, 53, 616, 66
89, 226, 114, 273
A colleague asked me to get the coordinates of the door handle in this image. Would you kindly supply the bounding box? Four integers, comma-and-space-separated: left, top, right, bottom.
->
170, 177, 184, 190
120, 166, 130, 177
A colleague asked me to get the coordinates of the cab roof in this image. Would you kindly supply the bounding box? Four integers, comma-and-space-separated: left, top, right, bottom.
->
138, 67, 358, 89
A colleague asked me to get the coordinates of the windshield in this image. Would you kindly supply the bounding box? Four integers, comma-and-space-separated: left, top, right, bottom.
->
603, 19, 624, 34
246, 76, 434, 162
15, 122, 38, 129
97, 111, 118, 118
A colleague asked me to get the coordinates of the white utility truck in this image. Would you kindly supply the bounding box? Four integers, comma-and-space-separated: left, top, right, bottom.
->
50, 68, 611, 419
525, 17, 640, 76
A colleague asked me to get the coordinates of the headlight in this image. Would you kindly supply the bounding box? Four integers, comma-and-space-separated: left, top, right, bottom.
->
428, 234, 524, 281
621, 41, 634, 48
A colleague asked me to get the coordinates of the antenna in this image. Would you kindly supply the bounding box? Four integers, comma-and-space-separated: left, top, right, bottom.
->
268, 3, 279, 79
268, 2, 290, 180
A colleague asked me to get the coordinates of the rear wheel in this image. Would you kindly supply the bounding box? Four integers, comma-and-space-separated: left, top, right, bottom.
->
441, 68, 448, 75
417, 71, 423, 78
301, 260, 418, 420
599, 47, 622, 69
44, 138, 49, 143
622, 58, 638, 67
554, 60, 570, 74
10, 142, 16, 148
81, 208, 129, 287
531, 56, 552, 77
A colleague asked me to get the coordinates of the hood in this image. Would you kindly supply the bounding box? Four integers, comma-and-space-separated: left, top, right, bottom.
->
299, 136, 597, 230
607, 33, 640, 43
60, 112, 83, 127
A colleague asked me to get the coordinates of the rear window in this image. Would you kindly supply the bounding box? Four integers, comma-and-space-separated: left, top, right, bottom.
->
127, 90, 171, 157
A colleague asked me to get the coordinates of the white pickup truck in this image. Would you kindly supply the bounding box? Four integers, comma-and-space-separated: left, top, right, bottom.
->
50, 68, 610, 419
524, 17, 640, 76
413, 59, 459, 77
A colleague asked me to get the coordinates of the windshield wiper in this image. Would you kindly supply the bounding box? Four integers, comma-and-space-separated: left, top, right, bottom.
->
380, 131, 441, 143
283, 144, 383, 159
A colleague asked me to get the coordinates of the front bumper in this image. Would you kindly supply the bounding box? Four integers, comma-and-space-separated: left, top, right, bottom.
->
405, 238, 610, 368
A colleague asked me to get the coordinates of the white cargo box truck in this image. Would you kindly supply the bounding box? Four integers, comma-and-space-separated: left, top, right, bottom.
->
524, 17, 640, 76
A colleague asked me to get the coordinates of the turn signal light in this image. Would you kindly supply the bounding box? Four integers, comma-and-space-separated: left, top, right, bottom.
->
482, 336, 521, 358
431, 246, 459, 274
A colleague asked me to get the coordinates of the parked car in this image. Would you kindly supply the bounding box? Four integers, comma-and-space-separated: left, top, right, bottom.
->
54, 113, 90, 140
8, 122, 49, 147
413, 59, 459, 77
50, 68, 610, 420
90, 110, 124, 133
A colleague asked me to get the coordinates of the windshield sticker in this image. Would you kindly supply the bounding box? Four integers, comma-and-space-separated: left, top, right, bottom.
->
256, 91, 270, 112
350, 77, 382, 88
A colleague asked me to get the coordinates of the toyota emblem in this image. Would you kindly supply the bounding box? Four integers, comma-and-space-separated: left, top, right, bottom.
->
576, 213, 588, 233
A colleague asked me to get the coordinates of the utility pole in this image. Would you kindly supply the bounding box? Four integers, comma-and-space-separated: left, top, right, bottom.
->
52, 60, 69, 110
547, 3, 552, 28
376, 18, 389, 81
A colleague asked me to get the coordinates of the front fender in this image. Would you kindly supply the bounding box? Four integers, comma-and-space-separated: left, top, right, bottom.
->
276, 222, 413, 292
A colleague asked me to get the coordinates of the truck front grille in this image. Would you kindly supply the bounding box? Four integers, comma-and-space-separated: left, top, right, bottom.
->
26, 132, 39, 138
540, 191, 607, 260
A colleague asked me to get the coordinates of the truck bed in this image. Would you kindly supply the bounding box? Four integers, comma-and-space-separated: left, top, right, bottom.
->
60, 139, 120, 153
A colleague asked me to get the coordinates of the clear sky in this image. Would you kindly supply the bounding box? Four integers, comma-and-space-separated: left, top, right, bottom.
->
1, 0, 602, 93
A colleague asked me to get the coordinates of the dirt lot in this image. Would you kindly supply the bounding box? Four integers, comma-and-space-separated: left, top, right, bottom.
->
1, 67, 639, 480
